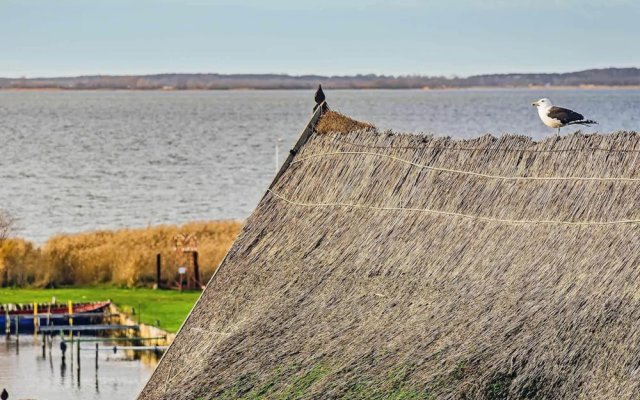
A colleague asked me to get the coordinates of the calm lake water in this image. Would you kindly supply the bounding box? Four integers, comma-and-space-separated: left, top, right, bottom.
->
1, 89, 639, 244
0, 336, 157, 400
0, 89, 639, 399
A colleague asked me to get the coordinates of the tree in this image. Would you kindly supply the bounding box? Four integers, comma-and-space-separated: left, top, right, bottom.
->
0, 209, 15, 242
0, 209, 16, 287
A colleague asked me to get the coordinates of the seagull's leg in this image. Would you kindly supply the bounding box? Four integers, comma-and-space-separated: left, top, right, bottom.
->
557, 127, 560, 136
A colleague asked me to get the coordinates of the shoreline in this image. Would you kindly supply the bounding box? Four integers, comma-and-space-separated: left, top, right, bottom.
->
2, 85, 640, 92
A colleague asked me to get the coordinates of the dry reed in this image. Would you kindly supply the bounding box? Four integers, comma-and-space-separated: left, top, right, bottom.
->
0, 221, 241, 287
315, 110, 375, 135
140, 112, 640, 399
0, 238, 42, 286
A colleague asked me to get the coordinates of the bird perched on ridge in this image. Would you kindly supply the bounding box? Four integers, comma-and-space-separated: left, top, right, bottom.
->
313, 84, 328, 112
1, 388, 8, 400
532, 98, 597, 135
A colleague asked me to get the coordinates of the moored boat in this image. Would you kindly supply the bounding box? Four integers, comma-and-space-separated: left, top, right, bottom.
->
0, 301, 111, 334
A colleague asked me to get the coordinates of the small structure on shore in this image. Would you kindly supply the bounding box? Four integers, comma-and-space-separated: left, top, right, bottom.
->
171, 233, 201, 290
140, 92, 640, 399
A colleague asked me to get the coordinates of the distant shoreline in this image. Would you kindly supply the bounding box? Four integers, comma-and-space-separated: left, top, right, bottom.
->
3, 67, 638, 91
2, 85, 640, 92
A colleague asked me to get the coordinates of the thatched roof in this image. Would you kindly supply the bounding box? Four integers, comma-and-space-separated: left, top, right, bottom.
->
140, 108, 640, 399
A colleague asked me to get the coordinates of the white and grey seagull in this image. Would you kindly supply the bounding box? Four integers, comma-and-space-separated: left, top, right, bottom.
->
532, 98, 597, 135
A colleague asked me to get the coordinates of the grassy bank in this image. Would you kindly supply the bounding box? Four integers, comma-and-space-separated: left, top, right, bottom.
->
0, 287, 201, 333
0, 220, 242, 287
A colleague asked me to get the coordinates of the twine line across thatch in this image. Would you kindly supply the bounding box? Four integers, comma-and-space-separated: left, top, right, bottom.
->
292, 151, 640, 182
267, 190, 640, 226
332, 136, 640, 153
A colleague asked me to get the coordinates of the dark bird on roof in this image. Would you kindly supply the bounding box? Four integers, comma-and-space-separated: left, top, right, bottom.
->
532, 98, 598, 135
313, 84, 328, 112
1, 388, 9, 400
315, 84, 325, 104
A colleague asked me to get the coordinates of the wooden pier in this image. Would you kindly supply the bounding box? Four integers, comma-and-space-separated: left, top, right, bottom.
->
67, 335, 166, 343
84, 345, 168, 352
39, 324, 139, 333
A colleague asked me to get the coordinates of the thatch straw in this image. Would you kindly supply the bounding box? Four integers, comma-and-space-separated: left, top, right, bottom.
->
140, 111, 640, 399
315, 110, 375, 135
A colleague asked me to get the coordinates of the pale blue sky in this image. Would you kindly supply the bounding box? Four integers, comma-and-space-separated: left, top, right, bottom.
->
2, 0, 639, 78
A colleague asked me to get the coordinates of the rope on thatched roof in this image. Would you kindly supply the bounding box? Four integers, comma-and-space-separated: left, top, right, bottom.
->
331, 136, 640, 153
267, 189, 640, 225
291, 151, 640, 182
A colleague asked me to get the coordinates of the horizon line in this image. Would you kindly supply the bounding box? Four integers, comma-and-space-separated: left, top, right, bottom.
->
2, 66, 638, 81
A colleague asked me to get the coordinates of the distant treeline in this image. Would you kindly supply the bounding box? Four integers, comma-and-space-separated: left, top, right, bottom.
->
0, 221, 241, 288
2, 67, 639, 90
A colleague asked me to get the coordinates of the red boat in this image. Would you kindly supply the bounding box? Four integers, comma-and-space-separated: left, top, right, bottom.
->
1, 301, 111, 333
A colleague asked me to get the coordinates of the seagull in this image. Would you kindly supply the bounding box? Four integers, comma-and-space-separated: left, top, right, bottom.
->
532, 98, 597, 135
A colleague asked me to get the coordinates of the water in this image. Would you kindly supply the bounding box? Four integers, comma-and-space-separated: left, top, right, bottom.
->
0, 89, 639, 398
0, 336, 157, 399
0, 89, 639, 244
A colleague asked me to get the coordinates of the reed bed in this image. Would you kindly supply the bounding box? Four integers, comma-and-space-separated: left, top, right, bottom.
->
141, 111, 640, 399
0, 238, 41, 287
0, 221, 241, 288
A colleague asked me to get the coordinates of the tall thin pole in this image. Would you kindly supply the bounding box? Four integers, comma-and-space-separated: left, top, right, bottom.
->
274, 138, 283, 174
156, 253, 162, 289
192, 251, 200, 289
4, 309, 9, 339
34, 302, 39, 341
68, 300, 74, 340
275, 140, 279, 173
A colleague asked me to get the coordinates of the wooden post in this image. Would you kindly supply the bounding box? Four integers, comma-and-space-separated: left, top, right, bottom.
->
68, 300, 73, 339
192, 251, 200, 288
156, 253, 162, 289
76, 334, 81, 387
68, 300, 73, 324
33, 302, 39, 339
76, 334, 81, 370
46, 303, 51, 331
4, 309, 9, 339
60, 339, 67, 360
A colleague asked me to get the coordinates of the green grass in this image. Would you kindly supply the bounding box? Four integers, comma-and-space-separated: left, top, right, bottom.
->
0, 287, 201, 333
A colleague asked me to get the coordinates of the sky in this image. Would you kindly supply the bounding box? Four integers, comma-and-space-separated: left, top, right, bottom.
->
2, 0, 639, 78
